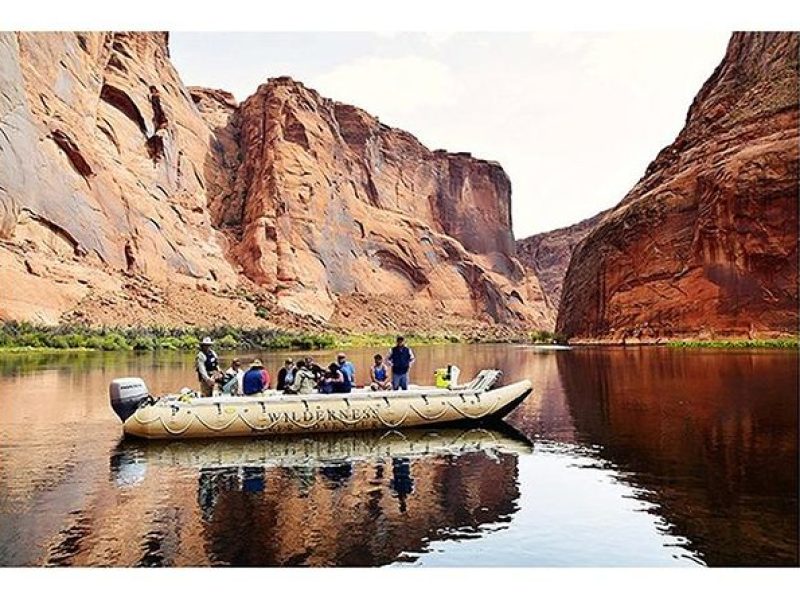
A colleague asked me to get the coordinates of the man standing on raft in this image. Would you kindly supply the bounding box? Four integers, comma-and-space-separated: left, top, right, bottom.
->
386, 335, 415, 391
196, 337, 220, 397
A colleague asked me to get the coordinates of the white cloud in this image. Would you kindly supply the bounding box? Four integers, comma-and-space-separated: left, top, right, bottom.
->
312, 55, 461, 119
424, 32, 457, 47
305, 33, 731, 237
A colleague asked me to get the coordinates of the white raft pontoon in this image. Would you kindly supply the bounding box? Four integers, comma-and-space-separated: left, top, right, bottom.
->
110, 369, 532, 440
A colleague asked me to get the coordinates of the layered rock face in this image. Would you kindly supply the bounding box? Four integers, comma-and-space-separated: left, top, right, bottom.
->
0, 32, 247, 325
192, 76, 552, 327
557, 32, 799, 342
0, 32, 552, 332
516, 210, 609, 311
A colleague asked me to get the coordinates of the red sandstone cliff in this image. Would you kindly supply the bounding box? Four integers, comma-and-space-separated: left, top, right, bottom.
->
0, 32, 256, 326
516, 210, 609, 310
557, 32, 799, 342
0, 32, 552, 333
204, 77, 551, 326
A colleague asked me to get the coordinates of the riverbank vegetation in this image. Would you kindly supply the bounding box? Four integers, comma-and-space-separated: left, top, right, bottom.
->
0, 322, 469, 353
667, 338, 799, 349
529, 330, 563, 344
2, 322, 795, 353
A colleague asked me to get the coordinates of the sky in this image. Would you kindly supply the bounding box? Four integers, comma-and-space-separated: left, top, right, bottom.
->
170, 32, 731, 238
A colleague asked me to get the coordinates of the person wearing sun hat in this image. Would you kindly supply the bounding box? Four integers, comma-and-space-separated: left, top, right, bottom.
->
196, 337, 220, 397
242, 358, 270, 396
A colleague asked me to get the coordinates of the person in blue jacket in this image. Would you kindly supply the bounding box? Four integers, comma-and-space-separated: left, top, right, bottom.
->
321, 362, 352, 394
386, 336, 415, 390
242, 359, 269, 396
336, 352, 356, 386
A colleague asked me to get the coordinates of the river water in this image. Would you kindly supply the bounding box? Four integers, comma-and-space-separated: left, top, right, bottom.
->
0, 345, 796, 567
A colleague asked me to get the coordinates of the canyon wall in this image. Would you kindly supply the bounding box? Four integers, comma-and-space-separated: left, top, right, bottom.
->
557, 32, 799, 342
201, 77, 551, 327
0, 32, 553, 333
0, 32, 253, 327
516, 210, 609, 311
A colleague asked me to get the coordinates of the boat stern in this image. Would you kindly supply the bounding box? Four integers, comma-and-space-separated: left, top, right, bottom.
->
109, 378, 150, 424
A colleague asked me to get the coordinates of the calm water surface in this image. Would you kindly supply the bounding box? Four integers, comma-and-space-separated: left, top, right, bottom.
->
0, 345, 796, 566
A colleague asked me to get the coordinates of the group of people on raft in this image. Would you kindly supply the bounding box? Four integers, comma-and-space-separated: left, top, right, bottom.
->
194, 335, 416, 398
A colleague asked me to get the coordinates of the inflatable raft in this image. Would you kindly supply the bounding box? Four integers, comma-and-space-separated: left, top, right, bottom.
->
110, 370, 532, 440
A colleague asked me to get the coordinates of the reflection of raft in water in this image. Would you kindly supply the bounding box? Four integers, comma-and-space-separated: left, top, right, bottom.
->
110, 369, 532, 440
112, 425, 534, 471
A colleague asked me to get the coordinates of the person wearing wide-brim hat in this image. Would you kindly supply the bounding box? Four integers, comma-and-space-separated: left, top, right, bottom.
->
242, 358, 271, 396
196, 337, 220, 397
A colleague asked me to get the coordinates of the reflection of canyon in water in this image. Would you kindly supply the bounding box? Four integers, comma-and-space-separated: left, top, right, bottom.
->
553, 348, 799, 566
188, 452, 519, 566
0, 346, 796, 566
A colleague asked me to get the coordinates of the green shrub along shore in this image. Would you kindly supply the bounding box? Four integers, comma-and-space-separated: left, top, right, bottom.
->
667, 338, 799, 349
0, 322, 515, 353
2, 321, 792, 353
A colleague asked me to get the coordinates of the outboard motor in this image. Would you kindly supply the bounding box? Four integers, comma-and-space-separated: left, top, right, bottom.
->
109, 378, 150, 423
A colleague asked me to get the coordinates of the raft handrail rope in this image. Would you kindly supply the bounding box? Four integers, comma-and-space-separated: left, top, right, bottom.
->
447, 394, 501, 420
192, 411, 243, 432
178, 376, 502, 407
409, 403, 450, 420
131, 379, 519, 436
374, 404, 410, 428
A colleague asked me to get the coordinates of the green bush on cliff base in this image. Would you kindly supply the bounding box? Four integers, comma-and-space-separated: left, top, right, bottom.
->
0, 322, 454, 353
527, 330, 572, 345
2, 322, 796, 352
0, 322, 344, 352
0, 321, 472, 353
529, 330, 556, 344
667, 338, 800, 349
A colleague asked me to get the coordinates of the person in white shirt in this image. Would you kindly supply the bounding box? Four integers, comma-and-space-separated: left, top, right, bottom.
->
222, 358, 245, 395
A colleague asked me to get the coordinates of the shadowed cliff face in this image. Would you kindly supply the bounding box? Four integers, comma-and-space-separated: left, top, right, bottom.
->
516, 210, 610, 310
0, 33, 553, 331
557, 32, 799, 342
